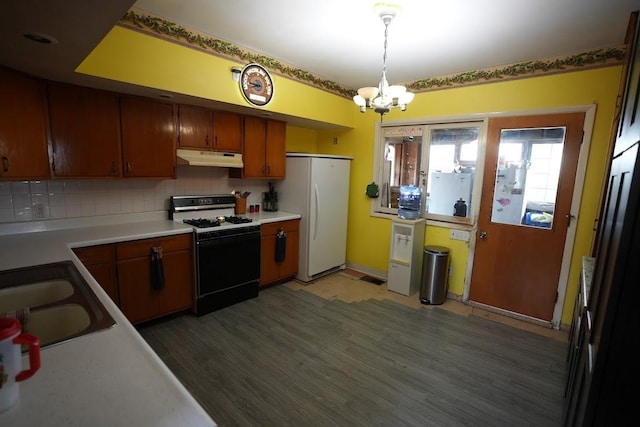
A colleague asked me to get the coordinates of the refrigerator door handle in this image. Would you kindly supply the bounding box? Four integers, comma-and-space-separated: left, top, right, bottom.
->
314, 183, 320, 240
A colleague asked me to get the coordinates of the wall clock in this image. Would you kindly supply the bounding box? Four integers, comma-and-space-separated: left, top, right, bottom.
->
239, 63, 274, 107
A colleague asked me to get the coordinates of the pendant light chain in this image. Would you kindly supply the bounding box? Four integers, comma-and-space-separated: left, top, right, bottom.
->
380, 20, 389, 98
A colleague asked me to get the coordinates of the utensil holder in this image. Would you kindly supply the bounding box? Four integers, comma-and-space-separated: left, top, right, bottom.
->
234, 197, 247, 215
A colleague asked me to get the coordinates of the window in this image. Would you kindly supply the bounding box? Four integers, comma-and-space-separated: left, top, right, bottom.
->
373, 121, 485, 223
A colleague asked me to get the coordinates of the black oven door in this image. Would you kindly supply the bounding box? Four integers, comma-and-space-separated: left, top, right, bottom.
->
196, 228, 261, 297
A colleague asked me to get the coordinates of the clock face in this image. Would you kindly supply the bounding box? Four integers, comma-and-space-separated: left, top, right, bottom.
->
240, 63, 274, 106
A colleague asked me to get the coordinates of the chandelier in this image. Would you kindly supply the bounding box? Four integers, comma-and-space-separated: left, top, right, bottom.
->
353, 4, 414, 116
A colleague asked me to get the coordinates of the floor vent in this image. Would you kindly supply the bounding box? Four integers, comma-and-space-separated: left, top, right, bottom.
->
359, 275, 385, 286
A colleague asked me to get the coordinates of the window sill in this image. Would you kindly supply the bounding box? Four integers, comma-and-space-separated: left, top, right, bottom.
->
370, 210, 474, 231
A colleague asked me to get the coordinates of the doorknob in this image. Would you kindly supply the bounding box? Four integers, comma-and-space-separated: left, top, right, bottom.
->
479, 231, 488, 240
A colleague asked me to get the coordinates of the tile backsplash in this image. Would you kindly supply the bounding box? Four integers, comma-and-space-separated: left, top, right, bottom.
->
0, 166, 274, 223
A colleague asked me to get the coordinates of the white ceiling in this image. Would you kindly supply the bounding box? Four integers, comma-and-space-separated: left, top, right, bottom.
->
0, 0, 637, 103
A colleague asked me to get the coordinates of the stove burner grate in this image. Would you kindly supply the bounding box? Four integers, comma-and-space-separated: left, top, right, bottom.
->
183, 218, 220, 228
225, 216, 253, 224
183, 216, 252, 228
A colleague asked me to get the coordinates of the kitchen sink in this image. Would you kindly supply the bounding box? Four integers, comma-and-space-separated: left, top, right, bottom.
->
0, 279, 74, 312
0, 261, 115, 349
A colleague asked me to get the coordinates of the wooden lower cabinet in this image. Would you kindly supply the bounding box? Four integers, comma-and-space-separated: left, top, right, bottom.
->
260, 219, 299, 287
116, 234, 194, 324
73, 244, 119, 304
74, 233, 194, 325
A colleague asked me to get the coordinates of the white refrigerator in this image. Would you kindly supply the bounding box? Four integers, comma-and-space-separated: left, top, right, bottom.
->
276, 153, 352, 282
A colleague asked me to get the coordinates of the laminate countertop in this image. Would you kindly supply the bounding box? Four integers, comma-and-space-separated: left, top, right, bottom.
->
0, 210, 299, 426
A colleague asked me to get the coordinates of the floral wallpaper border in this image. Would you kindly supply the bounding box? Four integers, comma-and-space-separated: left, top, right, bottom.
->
119, 9, 625, 98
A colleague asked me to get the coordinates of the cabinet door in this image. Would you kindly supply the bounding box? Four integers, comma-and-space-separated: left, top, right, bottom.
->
0, 68, 49, 180
279, 227, 299, 278
212, 111, 242, 153
260, 233, 280, 286
120, 97, 177, 178
613, 12, 640, 157
116, 235, 193, 324
178, 105, 211, 149
265, 119, 286, 178
260, 219, 299, 286
242, 116, 267, 178
48, 84, 122, 178
73, 245, 119, 304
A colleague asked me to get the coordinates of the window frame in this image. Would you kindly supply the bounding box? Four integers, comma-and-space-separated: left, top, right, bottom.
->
370, 116, 488, 226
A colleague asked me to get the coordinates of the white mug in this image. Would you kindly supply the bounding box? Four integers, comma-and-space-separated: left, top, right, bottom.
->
0, 318, 40, 413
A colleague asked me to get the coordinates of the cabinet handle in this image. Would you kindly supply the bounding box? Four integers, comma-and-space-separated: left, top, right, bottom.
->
266, 165, 271, 175
126, 161, 132, 175
111, 161, 117, 175
205, 135, 210, 146
214, 135, 218, 147
2, 156, 9, 172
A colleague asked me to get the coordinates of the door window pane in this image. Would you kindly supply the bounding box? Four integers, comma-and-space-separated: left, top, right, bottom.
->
491, 127, 566, 228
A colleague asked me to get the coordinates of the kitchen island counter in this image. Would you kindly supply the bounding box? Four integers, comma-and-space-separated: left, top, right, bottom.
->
0, 213, 211, 426
0, 209, 301, 425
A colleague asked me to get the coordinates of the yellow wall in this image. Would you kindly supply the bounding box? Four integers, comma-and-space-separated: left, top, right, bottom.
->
316, 67, 621, 327
77, 26, 356, 129
80, 26, 621, 327
285, 126, 319, 153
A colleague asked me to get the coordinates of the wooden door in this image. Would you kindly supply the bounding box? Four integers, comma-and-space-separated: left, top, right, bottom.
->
120, 96, 177, 178
0, 68, 49, 180
48, 84, 122, 178
265, 119, 286, 178
212, 111, 242, 153
178, 105, 212, 149
469, 112, 584, 321
242, 116, 267, 178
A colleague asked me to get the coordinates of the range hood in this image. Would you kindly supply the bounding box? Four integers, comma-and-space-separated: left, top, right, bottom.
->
176, 149, 244, 168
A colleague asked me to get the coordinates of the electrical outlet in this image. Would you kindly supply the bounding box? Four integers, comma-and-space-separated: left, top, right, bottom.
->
450, 229, 470, 242
33, 203, 46, 219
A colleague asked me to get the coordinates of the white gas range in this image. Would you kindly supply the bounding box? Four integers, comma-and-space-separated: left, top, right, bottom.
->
169, 195, 260, 316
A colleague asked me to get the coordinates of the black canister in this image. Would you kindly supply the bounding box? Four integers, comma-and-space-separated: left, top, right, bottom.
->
453, 198, 467, 217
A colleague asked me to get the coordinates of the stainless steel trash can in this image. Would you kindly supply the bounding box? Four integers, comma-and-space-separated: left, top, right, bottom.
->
420, 245, 450, 305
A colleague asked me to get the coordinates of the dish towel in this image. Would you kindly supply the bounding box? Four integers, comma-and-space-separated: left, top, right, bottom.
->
150, 246, 165, 290
275, 230, 286, 262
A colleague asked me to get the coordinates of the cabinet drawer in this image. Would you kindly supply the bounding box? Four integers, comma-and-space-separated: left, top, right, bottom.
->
73, 244, 114, 265
261, 219, 299, 236
116, 233, 192, 260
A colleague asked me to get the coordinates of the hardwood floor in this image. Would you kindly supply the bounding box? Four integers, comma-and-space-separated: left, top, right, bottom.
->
139, 273, 567, 427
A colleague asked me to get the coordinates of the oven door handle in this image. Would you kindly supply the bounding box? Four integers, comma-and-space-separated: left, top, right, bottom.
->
197, 232, 259, 248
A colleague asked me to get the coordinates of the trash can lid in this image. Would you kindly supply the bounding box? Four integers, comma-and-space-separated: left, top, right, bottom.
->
424, 245, 449, 254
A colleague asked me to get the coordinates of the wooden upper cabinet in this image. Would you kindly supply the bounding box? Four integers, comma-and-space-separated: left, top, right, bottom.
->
265, 119, 286, 178
0, 68, 50, 180
178, 106, 242, 153
241, 115, 268, 178
232, 116, 286, 179
212, 111, 242, 153
47, 83, 122, 178
120, 96, 177, 178
178, 105, 211, 150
